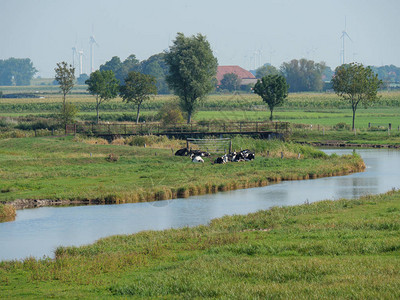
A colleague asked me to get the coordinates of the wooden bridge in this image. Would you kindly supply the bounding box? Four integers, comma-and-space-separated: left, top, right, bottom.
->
65, 121, 290, 139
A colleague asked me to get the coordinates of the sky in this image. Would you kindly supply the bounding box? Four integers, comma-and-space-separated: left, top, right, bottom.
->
1, 0, 399, 77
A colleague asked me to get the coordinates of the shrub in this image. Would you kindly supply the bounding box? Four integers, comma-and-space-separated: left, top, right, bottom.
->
106, 153, 119, 162
156, 102, 185, 125
333, 122, 351, 131
57, 102, 79, 126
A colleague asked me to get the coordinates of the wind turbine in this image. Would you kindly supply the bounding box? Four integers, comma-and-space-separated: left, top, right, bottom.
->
71, 46, 78, 69
89, 35, 99, 73
78, 49, 85, 75
340, 17, 353, 65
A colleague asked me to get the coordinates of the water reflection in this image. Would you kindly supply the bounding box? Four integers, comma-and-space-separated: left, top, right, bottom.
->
1, 149, 400, 261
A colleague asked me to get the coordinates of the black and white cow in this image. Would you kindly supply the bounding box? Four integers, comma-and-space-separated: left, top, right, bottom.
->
214, 154, 228, 164
175, 148, 189, 156
190, 153, 204, 163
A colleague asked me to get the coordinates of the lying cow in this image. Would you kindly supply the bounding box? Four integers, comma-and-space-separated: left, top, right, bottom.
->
190, 153, 204, 163
175, 148, 189, 156
228, 150, 255, 162
189, 149, 210, 157
214, 154, 228, 164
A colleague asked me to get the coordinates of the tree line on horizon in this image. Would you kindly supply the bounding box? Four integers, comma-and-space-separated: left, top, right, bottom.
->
1, 55, 398, 94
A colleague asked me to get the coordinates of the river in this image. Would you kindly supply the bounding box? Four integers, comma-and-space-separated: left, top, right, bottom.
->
1, 149, 399, 261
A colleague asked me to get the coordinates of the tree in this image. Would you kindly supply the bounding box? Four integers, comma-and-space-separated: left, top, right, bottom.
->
140, 53, 170, 94
220, 73, 242, 92
280, 59, 326, 92
0, 58, 37, 86
332, 63, 382, 130
253, 75, 289, 121
165, 32, 218, 123
120, 71, 157, 123
55, 62, 75, 113
99, 55, 140, 84
86, 70, 119, 124
77, 73, 89, 85
255, 64, 279, 79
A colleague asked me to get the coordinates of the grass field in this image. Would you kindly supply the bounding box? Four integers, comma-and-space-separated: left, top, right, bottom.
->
1, 188, 399, 298
0, 136, 364, 204
1, 91, 399, 130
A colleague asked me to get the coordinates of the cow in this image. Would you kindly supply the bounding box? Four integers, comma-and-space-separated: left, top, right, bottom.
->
190, 153, 204, 163
175, 148, 189, 156
214, 154, 228, 164
189, 149, 210, 157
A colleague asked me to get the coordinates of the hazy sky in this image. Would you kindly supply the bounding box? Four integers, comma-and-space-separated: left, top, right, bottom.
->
1, 0, 399, 77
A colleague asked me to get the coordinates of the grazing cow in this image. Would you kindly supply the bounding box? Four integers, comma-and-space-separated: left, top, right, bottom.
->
190, 154, 204, 163
175, 148, 189, 156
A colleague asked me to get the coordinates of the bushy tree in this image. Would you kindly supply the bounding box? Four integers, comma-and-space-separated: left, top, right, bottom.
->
86, 70, 119, 124
332, 63, 382, 130
220, 73, 241, 92
120, 71, 157, 123
253, 75, 289, 121
55, 62, 75, 113
280, 59, 326, 92
165, 32, 218, 123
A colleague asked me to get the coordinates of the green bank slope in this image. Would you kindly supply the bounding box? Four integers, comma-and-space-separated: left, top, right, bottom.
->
1, 190, 400, 298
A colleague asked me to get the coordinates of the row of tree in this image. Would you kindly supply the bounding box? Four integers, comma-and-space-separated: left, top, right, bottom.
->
99, 53, 169, 94
252, 62, 382, 130
253, 60, 330, 93
55, 32, 383, 130
55, 32, 218, 125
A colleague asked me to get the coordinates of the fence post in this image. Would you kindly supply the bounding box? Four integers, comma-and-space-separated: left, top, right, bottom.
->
74, 124, 77, 136
240, 122, 242, 132
389, 123, 392, 130
256, 122, 258, 132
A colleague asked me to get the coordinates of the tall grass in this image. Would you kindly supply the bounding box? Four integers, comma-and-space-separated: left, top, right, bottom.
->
0, 203, 16, 222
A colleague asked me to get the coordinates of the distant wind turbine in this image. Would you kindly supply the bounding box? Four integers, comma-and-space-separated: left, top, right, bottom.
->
340, 17, 353, 65
71, 46, 78, 69
89, 35, 99, 74
78, 49, 85, 75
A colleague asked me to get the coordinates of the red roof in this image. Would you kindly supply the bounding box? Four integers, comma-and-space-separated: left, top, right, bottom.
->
217, 66, 255, 84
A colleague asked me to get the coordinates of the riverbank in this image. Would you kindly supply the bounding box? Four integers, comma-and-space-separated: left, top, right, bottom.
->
1, 189, 399, 298
0, 136, 365, 210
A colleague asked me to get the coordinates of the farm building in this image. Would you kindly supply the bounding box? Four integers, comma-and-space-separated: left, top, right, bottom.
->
216, 65, 258, 87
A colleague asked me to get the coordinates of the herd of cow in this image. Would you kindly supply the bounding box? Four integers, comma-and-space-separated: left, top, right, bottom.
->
174, 148, 255, 164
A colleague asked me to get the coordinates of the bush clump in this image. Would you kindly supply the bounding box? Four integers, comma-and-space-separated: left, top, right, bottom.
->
333, 122, 351, 131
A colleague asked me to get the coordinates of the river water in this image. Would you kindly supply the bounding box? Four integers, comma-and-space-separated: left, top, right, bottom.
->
1, 149, 399, 261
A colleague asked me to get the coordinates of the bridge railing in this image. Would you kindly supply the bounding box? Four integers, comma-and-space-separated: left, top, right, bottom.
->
65, 121, 290, 136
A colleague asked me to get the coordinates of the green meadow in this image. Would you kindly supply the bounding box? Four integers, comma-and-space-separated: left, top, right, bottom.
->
0, 136, 364, 204
1, 189, 399, 298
